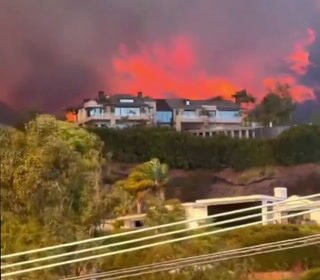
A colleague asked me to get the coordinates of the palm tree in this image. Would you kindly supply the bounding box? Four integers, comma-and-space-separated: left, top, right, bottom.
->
130, 159, 169, 200
115, 159, 169, 213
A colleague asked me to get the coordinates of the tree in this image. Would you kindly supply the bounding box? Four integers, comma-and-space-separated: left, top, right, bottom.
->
232, 89, 256, 105
251, 83, 296, 126
0, 115, 107, 277
114, 158, 169, 213
144, 197, 185, 229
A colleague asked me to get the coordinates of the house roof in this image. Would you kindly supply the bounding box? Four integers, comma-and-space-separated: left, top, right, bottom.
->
104, 93, 152, 107
156, 99, 172, 111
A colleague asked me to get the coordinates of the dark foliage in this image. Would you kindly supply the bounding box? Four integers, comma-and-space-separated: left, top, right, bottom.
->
91, 125, 320, 171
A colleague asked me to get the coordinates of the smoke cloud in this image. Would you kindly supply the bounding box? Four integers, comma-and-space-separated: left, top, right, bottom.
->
0, 0, 319, 113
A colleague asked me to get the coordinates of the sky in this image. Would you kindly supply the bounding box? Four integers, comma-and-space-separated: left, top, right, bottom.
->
0, 0, 319, 113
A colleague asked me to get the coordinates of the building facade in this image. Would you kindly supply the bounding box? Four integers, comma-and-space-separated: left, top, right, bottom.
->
67, 91, 156, 128
67, 91, 250, 135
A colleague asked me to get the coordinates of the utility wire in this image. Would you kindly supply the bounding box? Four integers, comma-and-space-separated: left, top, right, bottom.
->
103, 239, 320, 280
60, 234, 320, 280
2, 208, 318, 278
2, 200, 319, 270
2, 193, 319, 260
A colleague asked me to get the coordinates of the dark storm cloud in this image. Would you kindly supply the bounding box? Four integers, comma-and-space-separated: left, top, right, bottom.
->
0, 0, 319, 113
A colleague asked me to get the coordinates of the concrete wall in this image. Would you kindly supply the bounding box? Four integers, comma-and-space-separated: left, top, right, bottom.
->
254, 126, 290, 139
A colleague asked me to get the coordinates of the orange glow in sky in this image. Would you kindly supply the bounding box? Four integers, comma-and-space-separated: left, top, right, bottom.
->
107, 30, 316, 102
287, 28, 316, 75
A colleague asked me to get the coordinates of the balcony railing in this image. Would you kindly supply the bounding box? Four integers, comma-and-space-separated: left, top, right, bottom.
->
79, 113, 153, 123
179, 115, 241, 124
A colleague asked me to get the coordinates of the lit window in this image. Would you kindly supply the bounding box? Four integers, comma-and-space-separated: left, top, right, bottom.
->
120, 99, 134, 103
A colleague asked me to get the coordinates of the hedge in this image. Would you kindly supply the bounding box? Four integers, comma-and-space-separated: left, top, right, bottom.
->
91, 125, 320, 171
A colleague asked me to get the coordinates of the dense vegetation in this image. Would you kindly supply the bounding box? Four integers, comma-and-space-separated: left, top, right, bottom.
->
1, 116, 319, 280
92, 124, 320, 171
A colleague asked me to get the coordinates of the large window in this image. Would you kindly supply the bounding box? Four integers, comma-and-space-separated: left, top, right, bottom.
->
87, 108, 104, 117
156, 111, 173, 123
218, 111, 241, 122
115, 107, 140, 117
182, 110, 197, 119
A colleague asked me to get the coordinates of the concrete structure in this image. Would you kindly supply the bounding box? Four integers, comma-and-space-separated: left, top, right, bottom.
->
182, 188, 285, 229
100, 188, 319, 231
276, 195, 320, 225
189, 125, 258, 139
102, 214, 146, 231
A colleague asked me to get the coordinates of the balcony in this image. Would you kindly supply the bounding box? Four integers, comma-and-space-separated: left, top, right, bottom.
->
115, 113, 153, 121
179, 115, 206, 123
214, 116, 242, 124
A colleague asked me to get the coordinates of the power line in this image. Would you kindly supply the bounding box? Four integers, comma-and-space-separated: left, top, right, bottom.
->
60, 234, 320, 280
104, 240, 320, 280
2, 199, 319, 270
2, 193, 319, 260
2, 208, 318, 278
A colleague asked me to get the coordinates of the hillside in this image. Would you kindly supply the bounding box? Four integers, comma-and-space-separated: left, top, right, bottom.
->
106, 163, 320, 202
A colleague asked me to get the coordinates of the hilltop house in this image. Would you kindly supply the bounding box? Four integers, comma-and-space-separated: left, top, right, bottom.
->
67, 91, 156, 128
67, 91, 258, 138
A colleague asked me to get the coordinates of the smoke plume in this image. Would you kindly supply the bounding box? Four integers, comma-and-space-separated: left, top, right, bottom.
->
0, 0, 319, 115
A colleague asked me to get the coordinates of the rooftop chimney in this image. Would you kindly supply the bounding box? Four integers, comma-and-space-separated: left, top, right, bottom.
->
137, 91, 143, 98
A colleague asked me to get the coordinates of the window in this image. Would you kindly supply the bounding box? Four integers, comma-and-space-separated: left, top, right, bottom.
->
119, 98, 134, 103
115, 107, 140, 117
218, 111, 241, 122
134, 220, 144, 228
87, 108, 104, 117
182, 110, 197, 119
209, 111, 216, 118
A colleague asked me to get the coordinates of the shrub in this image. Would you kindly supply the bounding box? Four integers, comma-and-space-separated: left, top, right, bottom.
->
300, 268, 320, 280
222, 225, 320, 271
272, 125, 320, 165
91, 125, 320, 171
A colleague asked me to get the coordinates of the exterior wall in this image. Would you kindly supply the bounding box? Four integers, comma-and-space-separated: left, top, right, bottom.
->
190, 127, 256, 139
254, 126, 291, 139
183, 204, 208, 229
310, 211, 320, 224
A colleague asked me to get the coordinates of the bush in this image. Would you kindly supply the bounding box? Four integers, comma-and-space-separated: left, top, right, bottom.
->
299, 268, 320, 280
272, 125, 320, 165
91, 125, 320, 171
222, 225, 320, 271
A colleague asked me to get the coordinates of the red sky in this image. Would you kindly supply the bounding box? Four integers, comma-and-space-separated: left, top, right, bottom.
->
1, 0, 319, 112
109, 29, 316, 103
